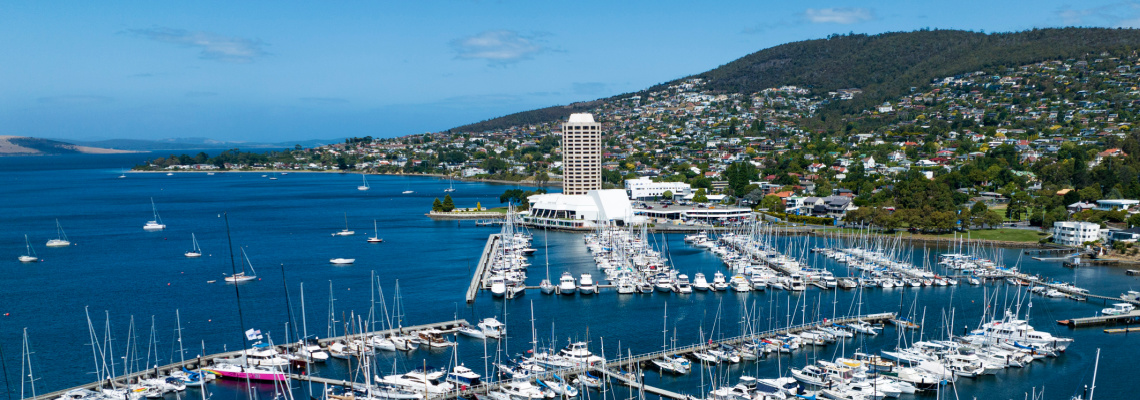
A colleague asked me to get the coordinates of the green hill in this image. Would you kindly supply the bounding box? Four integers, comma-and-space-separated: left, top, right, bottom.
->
453, 28, 1140, 133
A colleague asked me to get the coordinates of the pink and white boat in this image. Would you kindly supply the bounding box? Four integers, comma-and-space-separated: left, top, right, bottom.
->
203, 362, 288, 382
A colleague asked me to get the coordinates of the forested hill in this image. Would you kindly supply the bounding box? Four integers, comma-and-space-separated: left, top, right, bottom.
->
453, 28, 1140, 133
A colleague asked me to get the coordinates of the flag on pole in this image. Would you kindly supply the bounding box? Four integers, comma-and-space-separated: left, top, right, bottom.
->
245, 328, 263, 340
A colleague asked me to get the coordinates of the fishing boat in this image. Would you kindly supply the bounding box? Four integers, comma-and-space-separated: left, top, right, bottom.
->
45, 219, 70, 247
367, 220, 383, 243
329, 258, 355, 265
184, 233, 202, 257
357, 174, 370, 190
224, 248, 258, 283
19, 234, 38, 262
333, 212, 354, 236
143, 198, 166, 231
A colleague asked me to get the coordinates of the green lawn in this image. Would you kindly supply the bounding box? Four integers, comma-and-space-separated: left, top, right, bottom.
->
914, 228, 1045, 242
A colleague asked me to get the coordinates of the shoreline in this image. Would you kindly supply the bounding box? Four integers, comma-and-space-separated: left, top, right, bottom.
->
131, 169, 563, 188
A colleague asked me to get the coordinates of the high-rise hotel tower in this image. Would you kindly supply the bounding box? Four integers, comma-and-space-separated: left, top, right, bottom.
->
561, 113, 602, 196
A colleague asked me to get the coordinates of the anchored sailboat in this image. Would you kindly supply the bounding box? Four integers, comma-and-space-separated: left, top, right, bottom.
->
185, 233, 202, 257
225, 248, 258, 283
19, 234, 38, 262
368, 219, 383, 243
45, 219, 70, 247
358, 174, 371, 191
143, 198, 166, 231
333, 212, 355, 236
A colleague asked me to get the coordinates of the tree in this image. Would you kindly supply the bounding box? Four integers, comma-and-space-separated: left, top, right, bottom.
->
442, 194, 455, 212
535, 171, 550, 185
759, 195, 784, 212
743, 189, 765, 205
662, 190, 674, 200
983, 210, 1004, 229
693, 188, 708, 203
432, 198, 443, 212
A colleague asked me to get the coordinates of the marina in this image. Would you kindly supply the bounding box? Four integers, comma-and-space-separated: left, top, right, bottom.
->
0, 155, 1135, 400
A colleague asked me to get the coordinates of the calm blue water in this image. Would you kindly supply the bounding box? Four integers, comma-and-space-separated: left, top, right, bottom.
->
1, 153, 1136, 400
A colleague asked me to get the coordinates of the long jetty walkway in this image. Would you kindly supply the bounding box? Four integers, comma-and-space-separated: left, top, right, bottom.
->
425, 312, 896, 400
30, 319, 468, 400
466, 234, 500, 303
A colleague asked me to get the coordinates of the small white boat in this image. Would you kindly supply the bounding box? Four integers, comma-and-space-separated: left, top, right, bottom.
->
402, 190, 414, 194
45, 219, 71, 247
1102, 303, 1135, 316
539, 279, 555, 294
357, 174, 370, 191
367, 220, 383, 243
19, 234, 38, 262
185, 233, 202, 257
333, 212, 354, 236
443, 177, 456, 192
143, 198, 167, 231
329, 258, 355, 265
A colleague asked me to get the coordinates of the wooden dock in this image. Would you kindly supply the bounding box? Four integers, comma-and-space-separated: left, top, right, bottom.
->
29, 319, 468, 400
1104, 326, 1140, 334
596, 368, 686, 400
467, 234, 500, 303
1059, 310, 1140, 327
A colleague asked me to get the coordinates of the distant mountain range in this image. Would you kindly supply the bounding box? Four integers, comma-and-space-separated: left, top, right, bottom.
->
0, 136, 139, 156
453, 27, 1140, 133
55, 137, 335, 151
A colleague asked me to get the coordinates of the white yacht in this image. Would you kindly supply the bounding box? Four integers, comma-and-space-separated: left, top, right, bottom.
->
692, 273, 710, 291
558, 271, 577, 294
357, 174, 370, 191
674, 274, 693, 293
445, 365, 481, 388
711, 271, 729, 291
578, 273, 597, 294
965, 310, 1074, 351
143, 198, 166, 231
556, 341, 605, 367
19, 234, 38, 263
1101, 303, 1135, 316
477, 317, 506, 339
184, 233, 202, 257
489, 275, 507, 297
333, 212, 354, 236
329, 258, 355, 265
379, 368, 454, 395
45, 219, 70, 247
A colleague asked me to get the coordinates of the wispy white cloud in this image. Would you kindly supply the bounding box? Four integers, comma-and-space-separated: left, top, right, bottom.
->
803, 8, 874, 24
1058, 2, 1140, 27
128, 27, 268, 63
450, 30, 551, 65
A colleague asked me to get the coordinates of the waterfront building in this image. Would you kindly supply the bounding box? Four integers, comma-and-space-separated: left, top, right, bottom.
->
624, 176, 691, 200
523, 189, 638, 229
1052, 221, 1102, 246
561, 113, 602, 196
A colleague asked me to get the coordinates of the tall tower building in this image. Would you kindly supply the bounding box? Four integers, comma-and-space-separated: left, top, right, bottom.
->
561, 113, 602, 196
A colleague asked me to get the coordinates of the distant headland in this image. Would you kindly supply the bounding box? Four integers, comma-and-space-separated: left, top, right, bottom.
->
0, 135, 140, 156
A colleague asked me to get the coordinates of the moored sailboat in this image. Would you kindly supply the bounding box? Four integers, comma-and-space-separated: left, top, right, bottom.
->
19, 234, 39, 262
184, 233, 202, 257
46, 219, 71, 247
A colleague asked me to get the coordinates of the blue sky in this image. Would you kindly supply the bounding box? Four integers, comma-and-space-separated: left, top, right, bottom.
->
2, 1, 1137, 143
